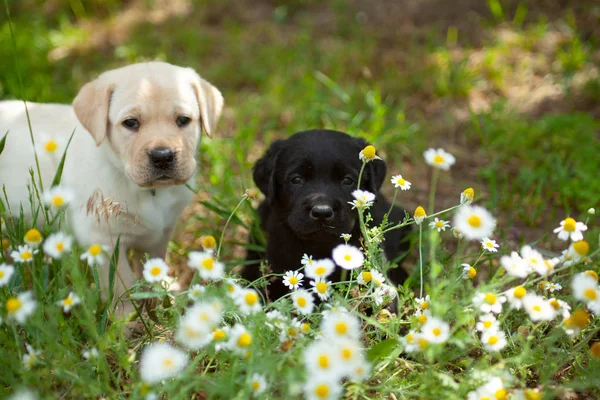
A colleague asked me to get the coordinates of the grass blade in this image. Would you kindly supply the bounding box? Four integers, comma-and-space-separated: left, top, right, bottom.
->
0, 131, 8, 155
51, 128, 76, 188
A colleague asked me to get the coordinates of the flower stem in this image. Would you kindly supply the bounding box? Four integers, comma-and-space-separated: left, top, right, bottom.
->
428, 168, 440, 214
217, 196, 247, 260
418, 223, 424, 298
386, 187, 399, 219
356, 160, 367, 190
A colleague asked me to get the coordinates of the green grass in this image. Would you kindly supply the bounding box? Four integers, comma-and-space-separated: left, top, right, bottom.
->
1, 1, 600, 399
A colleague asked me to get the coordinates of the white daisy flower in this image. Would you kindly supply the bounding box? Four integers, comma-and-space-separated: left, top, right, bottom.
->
462, 263, 477, 280
282, 270, 304, 290
373, 284, 396, 306
80, 244, 108, 266
543, 282, 562, 293
199, 235, 217, 252
333, 337, 365, 371
481, 330, 507, 352
6, 292, 37, 324
452, 227, 464, 239
139, 342, 188, 384
421, 317, 450, 344
22, 345, 41, 370
187, 300, 223, 328
473, 292, 506, 314
390, 174, 411, 190
401, 330, 422, 353
553, 217, 587, 241
346, 354, 372, 383
301, 254, 315, 267
415, 309, 432, 325
36, 133, 66, 156
223, 278, 242, 298
423, 148, 456, 170
562, 240, 590, 266
303, 340, 343, 378
429, 217, 450, 232
520, 245, 545, 275
413, 206, 426, 225
227, 324, 253, 354
475, 314, 499, 333
572, 273, 599, 307
339, 233, 352, 242
250, 373, 267, 395
265, 310, 287, 331
0, 263, 15, 287
415, 295, 431, 311
305, 258, 335, 280
332, 244, 364, 270
234, 288, 262, 315
11, 245, 37, 263
42, 186, 74, 211
211, 327, 230, 352
453, 205, 496, 240
505, 286, 527, 310
23, 229, 43, 248
481, 237, 499, 252
188, 251, 225, 281
349, 190, 376, 209
588, 208, 595, 215
460, 188, 474, 205
550, 298, 572, 320
303, 378, 343, 400
291, 289, 315, 315
188, 284, 206, 300
42, 232, 72, 259
359, 145, 382, 163
523, 294, 557, 321
142, 258, 169, 283
500, 251, 530, 278
321, 309, 360, 340
310, 278, 332, 301
57, 291, 81, 313
175, 315, 212, 350
82, 348, 99, 360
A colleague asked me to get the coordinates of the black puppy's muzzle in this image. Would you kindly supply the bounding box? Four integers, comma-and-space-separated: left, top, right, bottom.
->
310, 204, 334, 223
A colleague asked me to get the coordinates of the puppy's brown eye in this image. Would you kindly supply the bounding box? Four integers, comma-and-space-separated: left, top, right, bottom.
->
122, 118, 139, 130
290, 176, 304, 185
342, 177, 354, 186
176, 116, 191, 127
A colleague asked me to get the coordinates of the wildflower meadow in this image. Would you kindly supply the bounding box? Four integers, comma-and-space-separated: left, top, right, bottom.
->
2, 1, 600, 399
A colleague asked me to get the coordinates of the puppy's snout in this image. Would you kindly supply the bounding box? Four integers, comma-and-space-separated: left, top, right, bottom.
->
310, 204, 334, 222
149, 147, 175, 170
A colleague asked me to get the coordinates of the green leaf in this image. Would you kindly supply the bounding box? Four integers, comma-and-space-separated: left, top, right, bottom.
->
108, 236, 120, 302
130, 291, 167, 300
50, 128, 75, 187
0, 130, 8, 155
367, 338, 399, 362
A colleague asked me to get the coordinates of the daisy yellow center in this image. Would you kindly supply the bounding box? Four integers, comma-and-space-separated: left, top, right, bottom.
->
335, 322, 348, 335
414, 206, 426, 217
467, 215, 481, 228
52, 196, 65, 207
342, 348, 352, 359
64, 296, 73, 306
289, 276, 299, 285
199, 312, 209, 321
495, 389, 507, 400
56, 242, 64, 251
397, 178, 406, 185
25, 229, 42, 243
488, 336, 498, 345
237, 333, 252, 347
563, 218, 576, 232
201, 235, 216, 249
315, 384, 329, 398
524, 390, 541, 400
315, 266, 326, 275
89, 245, 102, 256
6, 297, 22, 313
463, 188, 474, 198
433, 154, 445, 164
421, 301, 429, 310
213, 329, 226, 340
318, 355, 329, 368
418, 314, 428, 324
435, 221, 444, 228
584, 288, 597, 301
201, 258, 214, 270
484, 293, 497, 304
418, 338, 429, 350
184, 326, 199, 338
362, 145, 376, 159
252, 381, 260, 391
585, 270, 598, 281
150, 266, 162, 276
573, 240, 590, 256
432, 327, 441, 336
44, 140, 58, 152
533, 305, 541, 312
2, 239, 9, 250
514, 286, 526, 299
301, 323, 310, 333
468, 267, 476, 279
550, 299, 560, 310
0, 271, 4, 278
406, 333, 415, 343
245, 292, 258, 306
297, 297, 307, 307
316, 282, 327, 294
362, 271, 372, 283
227, 284, 235, 292
21, 251, 33, 260
590, 342, 600, 359
163, 358, 173, 368
483, 321, 492, 329
344, 254, 352, 261
571, 309, 589, 328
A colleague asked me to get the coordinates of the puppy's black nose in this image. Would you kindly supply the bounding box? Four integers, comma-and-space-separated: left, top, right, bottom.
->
310, 204, 334, 222
149, 147, 175, 170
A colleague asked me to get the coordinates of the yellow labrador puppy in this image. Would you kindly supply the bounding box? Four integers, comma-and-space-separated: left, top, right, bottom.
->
0, 61, 223, 319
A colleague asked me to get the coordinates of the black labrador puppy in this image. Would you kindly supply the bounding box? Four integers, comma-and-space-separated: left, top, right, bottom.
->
244, 129, 411, 300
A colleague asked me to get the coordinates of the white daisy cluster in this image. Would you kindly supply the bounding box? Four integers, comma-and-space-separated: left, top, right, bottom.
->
401, 296, 451, 353
348, 190, 375, 210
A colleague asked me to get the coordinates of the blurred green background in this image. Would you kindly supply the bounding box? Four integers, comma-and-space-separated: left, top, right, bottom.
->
1, 0, 599, 267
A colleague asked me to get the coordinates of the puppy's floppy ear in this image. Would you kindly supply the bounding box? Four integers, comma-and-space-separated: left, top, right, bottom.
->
72, 77, 114, 146
354, 137, 387, 193
190, 69, 224, 138
253, 139, 285, 202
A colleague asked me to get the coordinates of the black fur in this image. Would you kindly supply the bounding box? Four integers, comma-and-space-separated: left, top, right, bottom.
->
244, 129, 411, 300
